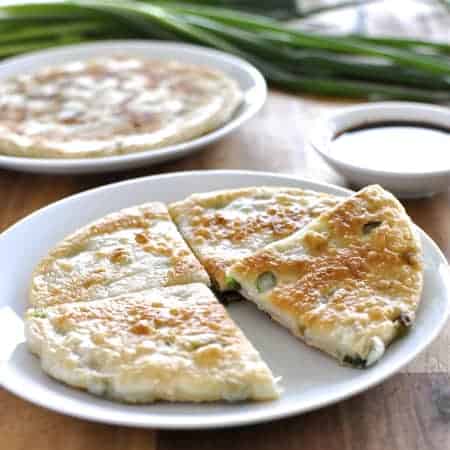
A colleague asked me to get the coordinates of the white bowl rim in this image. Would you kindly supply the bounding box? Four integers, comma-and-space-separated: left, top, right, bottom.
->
310, 101, 450, 178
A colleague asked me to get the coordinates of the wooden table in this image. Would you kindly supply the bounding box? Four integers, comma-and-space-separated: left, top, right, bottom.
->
1, 89, 449, 450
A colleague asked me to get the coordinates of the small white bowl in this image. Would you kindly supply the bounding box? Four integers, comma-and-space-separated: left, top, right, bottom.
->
310, 102, 450, 198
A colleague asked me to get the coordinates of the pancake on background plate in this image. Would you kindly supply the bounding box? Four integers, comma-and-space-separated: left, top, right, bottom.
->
0, 57, 241, 158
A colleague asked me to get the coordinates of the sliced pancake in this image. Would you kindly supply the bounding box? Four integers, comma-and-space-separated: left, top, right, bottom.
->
228, 185, 423, 367
169, 186, 340, 291
26, 283, 279, 403
30, 203, 210, 308
0, 56, 241, 158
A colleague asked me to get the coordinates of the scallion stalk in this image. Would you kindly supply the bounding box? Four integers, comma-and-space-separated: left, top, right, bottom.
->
0, 0, 448, 103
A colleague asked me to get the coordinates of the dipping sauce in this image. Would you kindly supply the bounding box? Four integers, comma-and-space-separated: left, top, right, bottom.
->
331, 122, 450, 173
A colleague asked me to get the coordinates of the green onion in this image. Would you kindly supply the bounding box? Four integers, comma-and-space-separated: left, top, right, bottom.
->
256, 272, 277, 293
0, 36, 86, 58
343, 354, 366, 368
148, 0, 380, 19
0, 21, 118, 44
30, 310, 47, 318
0, 0, 449, 103
186, 15, 450, 91
362, 221, 382, 234
348, 35, 450, 55
225, 276, 241, 291
159, 3, 450, 75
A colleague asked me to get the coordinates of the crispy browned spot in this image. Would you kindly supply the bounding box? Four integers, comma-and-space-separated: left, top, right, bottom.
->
232, 185, 423, 331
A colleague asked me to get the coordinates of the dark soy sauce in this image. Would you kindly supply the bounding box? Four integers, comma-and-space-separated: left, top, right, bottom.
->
331, 121, 450, 173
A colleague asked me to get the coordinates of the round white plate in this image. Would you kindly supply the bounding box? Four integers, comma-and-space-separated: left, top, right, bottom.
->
1, 170, 448, 429
0, 41, 266, 174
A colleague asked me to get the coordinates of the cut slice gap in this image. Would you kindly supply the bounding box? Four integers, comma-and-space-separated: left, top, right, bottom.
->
169, 186, 340, 291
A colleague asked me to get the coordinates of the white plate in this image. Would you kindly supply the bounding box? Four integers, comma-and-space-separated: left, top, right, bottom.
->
0, 41, 266, 174
310, 102, 450, 198
0, 170, 448, 429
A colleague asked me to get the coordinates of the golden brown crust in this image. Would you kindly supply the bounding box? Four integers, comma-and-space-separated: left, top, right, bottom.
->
26, 284, 279, 402
169, 187, 340, 290
30, 202, 210, 308
229, 185, 423, 365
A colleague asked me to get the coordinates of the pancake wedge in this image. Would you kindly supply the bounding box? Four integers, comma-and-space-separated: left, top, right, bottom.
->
26, 283, 279, 403
30, 203, 209, 308
0, 57, 241, 158
169, 187, 339, 291
228, 185, 423, 367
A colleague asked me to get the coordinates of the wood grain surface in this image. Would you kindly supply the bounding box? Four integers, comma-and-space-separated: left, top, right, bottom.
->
1, 2, 450, 448
1, 374, 450, 450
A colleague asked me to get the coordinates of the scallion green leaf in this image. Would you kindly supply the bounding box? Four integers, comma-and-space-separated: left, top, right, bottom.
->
0, 0, 448, 103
